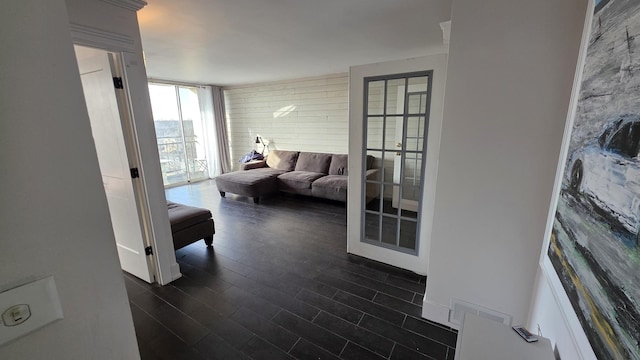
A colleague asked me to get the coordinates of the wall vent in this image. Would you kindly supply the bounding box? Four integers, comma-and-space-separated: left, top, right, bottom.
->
448, 298, 512, 326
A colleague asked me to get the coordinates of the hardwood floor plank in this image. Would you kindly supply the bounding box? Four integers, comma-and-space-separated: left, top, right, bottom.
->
127, 180, 456, 360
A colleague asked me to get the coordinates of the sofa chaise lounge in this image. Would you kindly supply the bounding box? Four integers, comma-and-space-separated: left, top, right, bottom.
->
215, 150, 379, 204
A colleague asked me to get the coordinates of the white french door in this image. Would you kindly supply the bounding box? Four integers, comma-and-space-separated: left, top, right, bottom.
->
348, 71, 433, 274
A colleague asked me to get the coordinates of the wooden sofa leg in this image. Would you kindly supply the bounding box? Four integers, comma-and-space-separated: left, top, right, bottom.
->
253, 197, 260, 204
219, 191, 225, 197
204, 236, 213, 247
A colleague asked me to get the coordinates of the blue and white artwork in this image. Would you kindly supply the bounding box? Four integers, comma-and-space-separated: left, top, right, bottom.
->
549, 0, 640, 359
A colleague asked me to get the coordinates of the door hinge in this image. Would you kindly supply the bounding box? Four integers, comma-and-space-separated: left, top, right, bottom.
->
145, 246, 153, 256
130, 167, 140, 178
113, 77, 123, 89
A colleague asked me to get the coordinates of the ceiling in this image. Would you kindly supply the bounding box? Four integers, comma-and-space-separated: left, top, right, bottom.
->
137, 0, 452, 86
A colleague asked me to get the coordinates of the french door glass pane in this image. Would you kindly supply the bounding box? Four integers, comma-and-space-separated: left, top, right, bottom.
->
364, 212, 380, 241
403, 153, 422, 202
381, 216, 398, 246
386, 79, 405, 115
367, 81, 385, 115
367, 117, 384, 150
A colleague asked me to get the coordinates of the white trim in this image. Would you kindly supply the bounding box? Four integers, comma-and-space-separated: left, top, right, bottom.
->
422, 298, 455, 329
440, 21, 451, 46
534, 0, 599, 359
99, 0, 146, 11
120, 51, 179, 285
170, 263, 183, 281
70, 25, 180, 285
541, 260, 596, 359
69, 23, 136, 53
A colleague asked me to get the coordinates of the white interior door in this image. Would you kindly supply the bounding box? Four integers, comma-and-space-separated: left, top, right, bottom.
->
350, 71, 434, 275
76, 47, 154, 282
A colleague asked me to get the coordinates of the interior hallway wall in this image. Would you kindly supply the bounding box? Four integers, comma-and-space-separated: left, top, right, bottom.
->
424, 0, 586, 333
0, 0, 139, 358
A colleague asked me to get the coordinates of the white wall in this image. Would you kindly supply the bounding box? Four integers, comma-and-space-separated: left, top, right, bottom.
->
224, 73, 348, 169
0, 0, 139, 358
66, 0, 181, 284
423, 0, 586, 330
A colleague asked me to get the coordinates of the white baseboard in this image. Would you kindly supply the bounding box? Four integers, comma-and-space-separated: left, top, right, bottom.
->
423, 299, 458, 330
169, 262, 182, 282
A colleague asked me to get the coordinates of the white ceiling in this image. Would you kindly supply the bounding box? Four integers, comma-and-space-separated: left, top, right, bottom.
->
137, 0, 452, 86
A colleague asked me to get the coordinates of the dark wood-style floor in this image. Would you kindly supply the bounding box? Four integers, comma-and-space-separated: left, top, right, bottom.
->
124, 180, 457, 360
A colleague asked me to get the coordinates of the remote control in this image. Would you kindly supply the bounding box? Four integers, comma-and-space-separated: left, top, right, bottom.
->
512, 325, 538, 343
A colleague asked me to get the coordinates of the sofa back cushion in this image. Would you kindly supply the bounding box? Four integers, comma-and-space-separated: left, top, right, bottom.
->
266, 150, 299, 171
295, 152, 332, 174
328, 154, 348, 175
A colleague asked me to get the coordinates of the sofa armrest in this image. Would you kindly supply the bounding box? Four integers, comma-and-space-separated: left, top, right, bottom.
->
241, 160, 267, 170
365, 168, 380, 181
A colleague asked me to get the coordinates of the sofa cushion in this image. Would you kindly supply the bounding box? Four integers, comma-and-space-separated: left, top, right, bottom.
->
295, 152, 332, 174
311, 175, 348, 202
328, 154, 348, 175
266, 150, 299, 171
278, 171, 326, 190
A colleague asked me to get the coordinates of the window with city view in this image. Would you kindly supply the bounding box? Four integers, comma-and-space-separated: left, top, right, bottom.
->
148, 83, 208, 186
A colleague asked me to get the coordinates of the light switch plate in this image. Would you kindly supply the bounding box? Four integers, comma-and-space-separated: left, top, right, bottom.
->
0, 276, 64, 346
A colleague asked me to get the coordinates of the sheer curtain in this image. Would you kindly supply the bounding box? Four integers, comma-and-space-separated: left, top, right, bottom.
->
212, 86, 231, 173
198, 86, 231, 177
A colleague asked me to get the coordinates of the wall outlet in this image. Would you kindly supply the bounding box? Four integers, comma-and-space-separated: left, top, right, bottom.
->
0, 276, 64, 346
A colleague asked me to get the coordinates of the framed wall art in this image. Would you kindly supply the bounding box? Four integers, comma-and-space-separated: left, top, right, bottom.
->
544, 0, 640, 358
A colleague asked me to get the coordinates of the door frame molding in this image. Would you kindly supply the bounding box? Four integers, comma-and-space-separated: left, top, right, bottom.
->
70, 23, 181, 284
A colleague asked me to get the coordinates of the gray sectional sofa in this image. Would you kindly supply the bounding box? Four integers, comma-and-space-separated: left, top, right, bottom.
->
215, 150, 379, 204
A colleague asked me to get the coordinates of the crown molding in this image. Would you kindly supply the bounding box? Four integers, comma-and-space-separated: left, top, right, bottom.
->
99, 0, 147, 12
70, 23, 136, 52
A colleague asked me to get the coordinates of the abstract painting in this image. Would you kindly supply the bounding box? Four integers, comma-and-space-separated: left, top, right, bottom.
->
548, 0, 640, 358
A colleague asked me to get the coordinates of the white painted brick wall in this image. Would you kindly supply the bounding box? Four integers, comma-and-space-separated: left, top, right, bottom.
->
224, 73, 349, 170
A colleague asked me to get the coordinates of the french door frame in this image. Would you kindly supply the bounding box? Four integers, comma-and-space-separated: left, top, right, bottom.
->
347, 54, 448, 276
361, 71, 433, 256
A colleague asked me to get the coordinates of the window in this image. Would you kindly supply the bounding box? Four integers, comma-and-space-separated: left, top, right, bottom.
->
606, 122, 640, 158
148, 83, 209, 186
